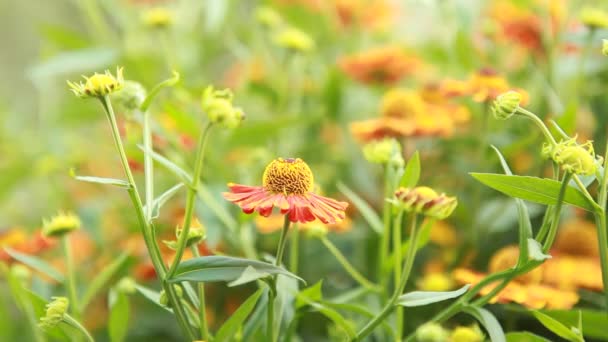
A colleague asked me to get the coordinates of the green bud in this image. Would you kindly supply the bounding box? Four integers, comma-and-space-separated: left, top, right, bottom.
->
159, 285, 183, 308
39, 297, 69, 330
492, 91, 522, 120
201, 86, 245, 129
111, 81, 147, 110
363, 138, 404, 167
395, 186, 457, 220
416, 322, 449, 342
163, 219, 206, 250
603, 39, 608, 56
42, 212, 81, 238
116, 277, 137, 294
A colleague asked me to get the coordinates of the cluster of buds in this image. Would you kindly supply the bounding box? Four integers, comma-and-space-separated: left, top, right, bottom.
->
394, 186, 457, 220
579, 7, 608, 30
491, 90, 522, 120
201, 86, 245, 129
42, 212, 81, 238
38, 297, 69, 330
142, 7, 174, 29
68, 68, 124, 99
163, 218, 206, 250
542, 137, 600, 176
362, 138, 404, 168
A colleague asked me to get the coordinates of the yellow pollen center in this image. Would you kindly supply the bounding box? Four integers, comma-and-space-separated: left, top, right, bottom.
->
85, 74, 118, 92
262, 158, 314, 195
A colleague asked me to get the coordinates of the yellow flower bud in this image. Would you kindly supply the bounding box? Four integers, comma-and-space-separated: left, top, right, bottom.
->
363, 138, 404, 167
111, 81, 147, 110
273, 27, 315, 53
395, 187, 458, 220
545, 138, 599, 176
255, 6, 283, 29
38, 297, 69, 330
201, 86, 245, 129
142, 7, 174, 29
116, 277, 137, 294
68, 67, 124, 98
163, 218, 206, 250
42, 212, 81, 238
416, 322, 449, 342
580, 7, 608, 30
449, 325, 484, 342
492, 91, 522, 120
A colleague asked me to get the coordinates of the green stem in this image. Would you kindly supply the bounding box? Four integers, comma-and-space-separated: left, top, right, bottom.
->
377, 165, 395, 285
516, 107, 557, 146
594, 139, 608, 310
100, 96, 195, 340
354, 214, 418, 341
191, 246, 210, 341
62, 236, 79, 319
167, 122, 213, 278
320, 235, 380, 293
268, 216, 291, 342
573, 175, 603, 212
290, 224, 299, 274
542, 172, 572, 252
63, 315, 95, 342
142, 110, 154, 221
392, 211, 404, 339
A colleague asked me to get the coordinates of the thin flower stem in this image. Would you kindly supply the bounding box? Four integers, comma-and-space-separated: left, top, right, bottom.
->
268, 215, 291, 342
290, 224, 299, 274
191, 246, 210, 341
516, 107, 557, 146
62, 236, 79, 319
378, 165, 395, 285
593, 139, 608, 310
353, 214, 418, 341
542, 172, 572, 252
573, 175, 603, 212
142, 110, 154, 221
100, 96, 195, 340
320, 235, 380, 293
167, 122, 213, 278
63, 315, 95, 342
392, 211, 404, 339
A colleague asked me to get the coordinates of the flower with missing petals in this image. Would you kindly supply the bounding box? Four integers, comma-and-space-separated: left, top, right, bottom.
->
543, 137, 599, 176
394, 186, 457, 220
223, 158, 348, 224
68, 68, 124, 98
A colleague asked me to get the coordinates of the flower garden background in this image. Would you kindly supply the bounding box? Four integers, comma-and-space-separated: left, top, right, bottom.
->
2, 0, 608, 341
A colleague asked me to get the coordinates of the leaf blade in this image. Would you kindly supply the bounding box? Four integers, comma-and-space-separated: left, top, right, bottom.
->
4, 248, 64, 283
214, 289, 263, 342
396, 285, 470, 307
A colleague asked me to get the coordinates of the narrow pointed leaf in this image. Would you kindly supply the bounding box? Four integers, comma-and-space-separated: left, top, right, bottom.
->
400, 151, 420, 188
70, 169, 129, 188
396, 285, 469, 307
533, 311, 584, 342
4, 248, 64, 283
463, 306, 506, 342
143, 183, 184, 219
214, 289, 263, 342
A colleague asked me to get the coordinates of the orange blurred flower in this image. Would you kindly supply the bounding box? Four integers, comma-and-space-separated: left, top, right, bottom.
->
350, 87, 469, 142
440, 68, 529, 103
338, 46, 421, 85
0, 228, 55, 263
553, 218, 599, 258
334, 0, 395, 31
488, 1, 543, 51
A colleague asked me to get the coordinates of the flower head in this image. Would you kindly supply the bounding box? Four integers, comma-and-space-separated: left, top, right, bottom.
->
68, 67, 124, 98
394, 186, 457, 220
338, 46, 420, 85
142, 7, 174, 28
492, 90, 522, 120
42, 212, 81, 238
201, 86, 245, 129
38, 297, 68, 330
223, 158, 348, 224
543, 137, 599, 176
580, 7, 608, 30
415, 322, 449, 342
273, 27, 315, 53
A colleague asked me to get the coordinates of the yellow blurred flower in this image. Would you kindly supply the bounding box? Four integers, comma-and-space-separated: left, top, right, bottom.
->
42, 212, 81, 238
417, 272, 454, 292
142, 7, 174, 28
553, 218, 599, 257
440, 68, 528, 103
449, 325, 484, 342
429, 221, 459, 247
542, 255, 603, 292
488, 245, 543, 284
488, 1, 543, 51
255, 213, 352, 234
338, 46, 421, 85
580, 7, 608, 30
273, 27, 315, 53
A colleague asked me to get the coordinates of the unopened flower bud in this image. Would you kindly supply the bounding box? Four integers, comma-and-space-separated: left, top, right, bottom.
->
163, 218, 206, 250
492, 91, 522, 120
142, 7, 174, 29
68, 67, 124, 98
273, 27, 315, 53
42, 212, 81, 238
450, 325, 484, 342
38, 297, 69, 330
546, 138, 599, 176
395, 187, 457, 220
201, 86, 245, 129
116, 277, 137, 294
415, 322, 449, 342
111, 81, 146, 110
580, 7, 608, 30
363, 138, 404, 167
255, 6, 282, 29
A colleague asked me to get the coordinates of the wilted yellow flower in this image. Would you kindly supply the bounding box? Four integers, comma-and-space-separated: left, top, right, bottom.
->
394, 186, 457, 220
38, 297, 69, 330
580, 7, 608, 30
273, 27, 315, 53
142, 7, 174, 28
68, 67, 124, 98
42, 212, 81, 238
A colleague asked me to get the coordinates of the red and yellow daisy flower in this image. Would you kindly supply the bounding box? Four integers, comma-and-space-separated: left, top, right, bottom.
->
223, 158, 348, 224
338, 46, 421, 85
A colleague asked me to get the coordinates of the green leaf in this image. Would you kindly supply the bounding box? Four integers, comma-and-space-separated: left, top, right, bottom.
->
543, 309, 607, 340
27, 47, 117, 81
4, 247, 64, 283
506, 332, 551, 342
400, 151, 420, 188
533, 311, 584, 342
70, 169, 130, 188
140, 71, 180, 112
80, 252, 130, 311
296, 295, 357, 339
168, 256, 304, 285
491, 146, 531, 264
337, 182, 383, 234
108, 289, 130, 342
140, 145, 191, 182
134, 285, 171, 312
470, 173, 596, 212
463, 306, 506, 342
143, 183, 184, 220
214, 289, 263, 342
228, 266, 270, 287
528, 239, 552, 261
296, 280, 323, 309
396, 285, 469, 307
